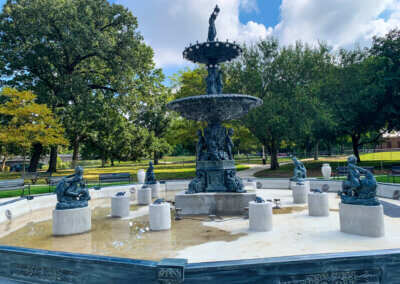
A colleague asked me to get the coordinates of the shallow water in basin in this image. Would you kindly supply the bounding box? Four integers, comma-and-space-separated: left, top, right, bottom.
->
0, 205, 246, 261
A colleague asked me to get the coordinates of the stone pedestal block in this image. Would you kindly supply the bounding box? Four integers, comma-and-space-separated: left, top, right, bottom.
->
290, 180, 310, 190
339, 203, 385, 238
308, 193, 329, 216
249, 201, 273, 232
175, 191, 256, 215
292, 184, 308, 204
52, 207, 91, 236
111, 196, 130, 218
149, 182, 160, 198
149, 202, 171, 231
243, 181, 257, 190
137, 187, 151, 205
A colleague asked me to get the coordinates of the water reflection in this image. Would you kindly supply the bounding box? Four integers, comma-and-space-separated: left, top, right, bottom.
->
0, 206, 245, 261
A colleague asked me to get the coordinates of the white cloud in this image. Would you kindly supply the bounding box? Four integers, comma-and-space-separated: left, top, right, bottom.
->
275, 0, 400, 48
116, 0, 271, 68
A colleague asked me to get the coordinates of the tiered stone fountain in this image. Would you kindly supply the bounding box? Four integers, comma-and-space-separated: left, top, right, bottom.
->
168, 6, 262, 215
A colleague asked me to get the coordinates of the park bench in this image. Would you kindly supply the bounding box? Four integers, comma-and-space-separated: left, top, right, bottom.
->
99, 172, 132, 187
0, 179, 30, 196
49, 176, 89, 192
22, 172, 52, 185
386, 166, 400, 183
48, 176, 68, 192
333, 166, 348, 179
333, 166, 375, 179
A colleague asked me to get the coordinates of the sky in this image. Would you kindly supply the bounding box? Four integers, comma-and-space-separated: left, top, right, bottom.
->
1, 0, 399, 83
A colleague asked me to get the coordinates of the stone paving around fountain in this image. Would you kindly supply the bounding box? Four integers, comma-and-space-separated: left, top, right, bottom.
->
0, 186, 399, 263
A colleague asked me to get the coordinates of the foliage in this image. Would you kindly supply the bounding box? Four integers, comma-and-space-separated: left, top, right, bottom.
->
0, 87, 67, 152
225, 38, 334, 169
134, 69, 172, 164
370, 29, 400, 130
329, 48, 387, 161
0, 0, 156, 170
167, 67, 208, 153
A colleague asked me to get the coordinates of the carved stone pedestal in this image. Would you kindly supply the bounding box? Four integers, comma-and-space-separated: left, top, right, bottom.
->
52, 207, 91, 236
111, 196, 130, 218
149, 202, 171, 231
175, 191, 256, 215
308, 193, 329, 216
292, 184, 308, 204
149, 182, 160, 198
137, 187, 151, 205
249, 201, 273, 232
195, 160, 244, 193
339, 203, 385, 237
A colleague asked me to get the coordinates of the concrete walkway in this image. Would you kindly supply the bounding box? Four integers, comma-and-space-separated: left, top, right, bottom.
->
237, 164, 269, 179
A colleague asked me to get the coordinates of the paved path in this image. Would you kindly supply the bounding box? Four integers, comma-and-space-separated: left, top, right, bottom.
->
237, 164, 269, 179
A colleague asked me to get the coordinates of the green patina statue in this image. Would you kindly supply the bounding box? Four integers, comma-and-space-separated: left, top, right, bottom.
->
145, 161, 157, 184
55, 166, 90, 210
339, 155, 380, 206
290, 157, 307, 182
207, 5, 220, 42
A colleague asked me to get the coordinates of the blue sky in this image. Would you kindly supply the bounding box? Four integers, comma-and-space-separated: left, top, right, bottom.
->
1, 0, 399, 84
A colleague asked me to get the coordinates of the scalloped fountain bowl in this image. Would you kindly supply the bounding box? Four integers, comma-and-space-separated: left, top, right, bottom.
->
167, 94, 262, 123
183, 41, 242, 65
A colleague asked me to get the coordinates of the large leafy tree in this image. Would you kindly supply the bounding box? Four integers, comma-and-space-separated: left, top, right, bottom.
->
0, 0, 154, 171
330, 48, 387, 161
225, 39, 333, 169
370, 29, 400, 130
167, 67, 207, 155
134, 69, 172, 165
0, 87, 67, 172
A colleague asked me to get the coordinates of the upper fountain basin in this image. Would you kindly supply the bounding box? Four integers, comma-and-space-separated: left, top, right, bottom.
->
167, 94, 262, 123
183, 41, 242, 65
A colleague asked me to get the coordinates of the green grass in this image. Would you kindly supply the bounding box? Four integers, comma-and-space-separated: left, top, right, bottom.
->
359, 151, 400, 161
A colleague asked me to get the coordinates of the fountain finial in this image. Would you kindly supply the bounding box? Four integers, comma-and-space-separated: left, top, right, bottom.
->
207, 5, 220, 42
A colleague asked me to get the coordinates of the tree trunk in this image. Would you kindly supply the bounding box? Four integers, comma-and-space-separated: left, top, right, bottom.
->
351, 135, 361, 162
48, 146, 58, 172
270, 146, 279, 170
2, 154, 7, 173
111, 158, 114, 166
314, 141, 319, 161
101, 158, 106, 168
153, 152, 159, 165
71, 135, 80, 169
22, 152, 26, 174
29, 143, 43, 172
327, 141, 331, 156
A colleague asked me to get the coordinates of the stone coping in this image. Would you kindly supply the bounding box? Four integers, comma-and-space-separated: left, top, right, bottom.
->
0, 177, 398, 225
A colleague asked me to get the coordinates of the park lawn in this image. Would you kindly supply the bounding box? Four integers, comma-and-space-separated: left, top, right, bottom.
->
0, 164, 250, 199
254, 159, 400, 179
359, 151, 400, 161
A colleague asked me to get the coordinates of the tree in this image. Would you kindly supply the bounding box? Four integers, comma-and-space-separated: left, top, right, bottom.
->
330, 48, 387, 161
0, 0, 154, 171
134, 69, 172, 165
167, 67, 207, 155
370, 29, 400, 130
0, 87, 67, 172
225, 39, 333, 169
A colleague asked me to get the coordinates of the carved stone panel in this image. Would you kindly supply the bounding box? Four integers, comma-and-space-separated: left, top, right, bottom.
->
10, 263, 83, 283
279, 268, 382, 284
157, 258, 187, 284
